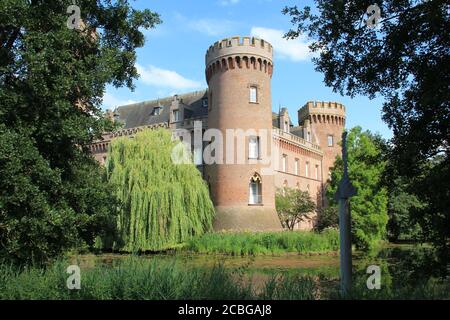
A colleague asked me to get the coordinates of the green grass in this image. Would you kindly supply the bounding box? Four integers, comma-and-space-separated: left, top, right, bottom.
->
0, 258, 317, 300
182, 229, 340, 256
0, 257, 447, 300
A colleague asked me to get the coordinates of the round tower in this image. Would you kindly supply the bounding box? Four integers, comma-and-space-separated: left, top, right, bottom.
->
205, 36, 281, 231
298, 101, 346, 184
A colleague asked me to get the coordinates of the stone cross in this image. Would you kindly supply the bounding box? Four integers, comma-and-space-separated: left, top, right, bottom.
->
334, 131, 356, 295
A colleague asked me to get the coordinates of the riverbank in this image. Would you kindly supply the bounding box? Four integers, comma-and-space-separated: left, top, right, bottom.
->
0, 249, 448, 300
181, 229, 340, 256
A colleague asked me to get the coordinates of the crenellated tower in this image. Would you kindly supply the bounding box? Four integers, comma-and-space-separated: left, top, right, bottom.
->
205, 36, 281, 231
298, 101, 346, 183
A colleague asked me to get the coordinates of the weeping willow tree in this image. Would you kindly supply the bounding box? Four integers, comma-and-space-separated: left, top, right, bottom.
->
106, 129, 215, 252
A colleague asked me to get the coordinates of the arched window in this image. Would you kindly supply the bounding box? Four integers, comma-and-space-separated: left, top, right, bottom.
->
249, 173, 262, 205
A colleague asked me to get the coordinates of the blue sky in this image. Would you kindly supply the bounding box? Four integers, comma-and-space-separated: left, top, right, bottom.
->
102, 0, 392, 139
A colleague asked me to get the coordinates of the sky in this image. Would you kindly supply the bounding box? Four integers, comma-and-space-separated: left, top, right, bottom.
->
102, 0, 392, 139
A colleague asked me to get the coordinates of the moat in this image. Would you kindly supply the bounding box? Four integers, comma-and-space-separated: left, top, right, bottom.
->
73, 244, 449, 297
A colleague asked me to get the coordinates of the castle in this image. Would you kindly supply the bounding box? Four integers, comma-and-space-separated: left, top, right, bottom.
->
90, 36, 346, 231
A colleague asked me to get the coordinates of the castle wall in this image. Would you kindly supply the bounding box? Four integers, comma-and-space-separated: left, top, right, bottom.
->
273, 134, 323, 230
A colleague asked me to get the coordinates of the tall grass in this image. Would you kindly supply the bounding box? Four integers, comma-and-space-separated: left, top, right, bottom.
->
0, 258, 315, 300
183, 229, 340, 256
0, 257, 447, 300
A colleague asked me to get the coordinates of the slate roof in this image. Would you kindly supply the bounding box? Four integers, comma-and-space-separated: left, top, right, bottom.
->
290, 126, 305, 138
114, 90, 208, 129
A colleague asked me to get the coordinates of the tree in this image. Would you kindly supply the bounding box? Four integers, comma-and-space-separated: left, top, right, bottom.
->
386, 176, 424, 242
0, 1, 161, 265
106, 129, 215, 252
315, 206, 339, 231
407, 155, 449, 251
275, 187, 316, 230
327, 127, 388, 250
283, 0, 449, 250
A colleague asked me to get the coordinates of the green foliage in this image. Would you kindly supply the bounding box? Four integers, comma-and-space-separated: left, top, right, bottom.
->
283, 0, 449, 251
327, 127, 389, 250
275, 187, 316, 230
315, 206, 339, 231
106, 129, 215, 252
408, 156, 450, 250
386, 177, 424, 242
184, 230, 339, 256
0, 1, 161, 265
0, 125, 117, 265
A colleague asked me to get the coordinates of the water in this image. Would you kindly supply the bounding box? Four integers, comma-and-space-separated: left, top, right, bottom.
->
76, 243, 449, 287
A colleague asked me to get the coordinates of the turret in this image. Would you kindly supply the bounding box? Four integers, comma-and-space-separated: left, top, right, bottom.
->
298, 101, 346, 182
204, 36, 281, 231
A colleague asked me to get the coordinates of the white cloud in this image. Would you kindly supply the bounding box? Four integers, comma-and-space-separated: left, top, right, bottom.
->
250, 27, 313, 62
136, 64, 203, 90
219, 0, 240, 5
102, 92, 137, 109
188, 18, 238, 36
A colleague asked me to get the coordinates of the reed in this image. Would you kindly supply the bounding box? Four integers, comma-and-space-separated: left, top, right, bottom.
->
1, 257, 447, 300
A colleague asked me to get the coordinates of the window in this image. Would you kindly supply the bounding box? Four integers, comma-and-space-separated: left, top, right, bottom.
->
152, 107, 161, 116
307, 131, 311, 142
282, 154, 287, 172
172, 110, 180, 122
328, 135, 334, 147
284, 121, 289, 133
315, 164, 319, 179
249, 174, 262, 204
294, 159, 299, 175
202, 98, 208, 108
305, 161, 309, 177
249, 136, 259, 159
249, 86, 257, 103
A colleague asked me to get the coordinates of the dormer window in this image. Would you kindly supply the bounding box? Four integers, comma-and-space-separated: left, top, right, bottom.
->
152, 107, 161, 116
202, 98, 208, 108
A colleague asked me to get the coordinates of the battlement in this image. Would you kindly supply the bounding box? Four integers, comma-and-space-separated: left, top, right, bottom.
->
298, 101, 346, 126
205, 36, 273, 67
